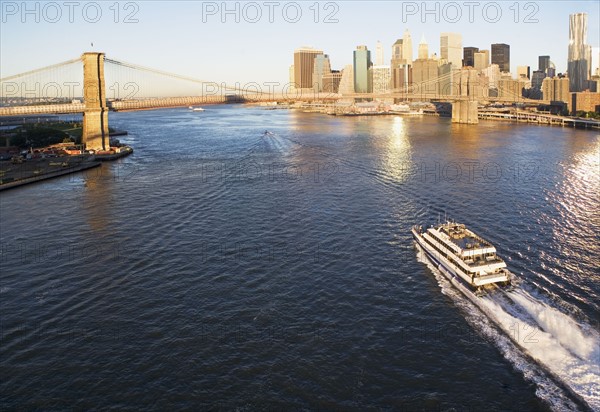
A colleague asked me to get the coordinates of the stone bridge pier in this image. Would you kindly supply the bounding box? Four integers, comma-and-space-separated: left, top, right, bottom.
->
451, 69, 479, 124
82, 52, 109, 151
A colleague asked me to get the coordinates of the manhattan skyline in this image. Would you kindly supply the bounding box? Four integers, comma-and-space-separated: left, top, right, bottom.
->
1, 1, 599, 87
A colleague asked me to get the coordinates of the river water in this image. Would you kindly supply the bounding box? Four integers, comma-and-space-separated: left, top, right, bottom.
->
1, 105, 599, 411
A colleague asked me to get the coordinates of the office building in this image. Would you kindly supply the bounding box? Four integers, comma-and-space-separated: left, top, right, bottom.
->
353, 45, 373, 93
375, 41, 384, 66
463, 47, 479, 67
571, 91, 600, 113
517, 66, 530, 80
338, 65, 354, 95
474, 50, 490, 71
402, 29, 413, 66
418, 34, 429, 60
542, 76, 570, 103
293, 47, 324, 88
312, 54, 332, 92
491, 43, 510, 73
372, 65, 391, 94
440, 33, 463, 68
539, 56, 550, 73
391, 39, 408, 90
322, 70, 342, 93
412, 58, 439, 94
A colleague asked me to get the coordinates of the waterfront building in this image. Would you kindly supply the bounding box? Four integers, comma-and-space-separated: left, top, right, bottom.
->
568, 13, 591, 92
571, 90, 600, 113
354, 45, 373, 93
491, 43, 510, 73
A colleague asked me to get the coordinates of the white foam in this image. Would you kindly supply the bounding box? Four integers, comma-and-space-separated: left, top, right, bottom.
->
508, 289, 599, 361
415, 245, 600, 411
480, 296, 600, 412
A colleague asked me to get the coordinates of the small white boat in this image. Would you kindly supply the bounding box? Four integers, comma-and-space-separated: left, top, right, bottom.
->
189, 106, 205, 111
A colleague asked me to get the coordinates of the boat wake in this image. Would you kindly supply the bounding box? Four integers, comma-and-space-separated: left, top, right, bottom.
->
416, 246, 600, 411
261, 131, 293, 154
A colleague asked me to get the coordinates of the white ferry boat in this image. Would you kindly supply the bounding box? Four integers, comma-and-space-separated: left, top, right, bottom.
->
412, 221, 512, 291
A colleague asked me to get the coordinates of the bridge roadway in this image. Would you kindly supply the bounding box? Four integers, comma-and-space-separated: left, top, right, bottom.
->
0, 93, 550, 116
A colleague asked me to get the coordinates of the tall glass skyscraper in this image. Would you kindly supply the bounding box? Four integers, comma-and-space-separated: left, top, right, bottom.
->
568, 13, 591, 92
353, 45, 373, 93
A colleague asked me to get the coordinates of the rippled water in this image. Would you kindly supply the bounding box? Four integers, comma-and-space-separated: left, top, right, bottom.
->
1, 106, 598, 411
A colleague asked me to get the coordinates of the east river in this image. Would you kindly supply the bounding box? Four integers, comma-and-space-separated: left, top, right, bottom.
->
1, 106, 599, 411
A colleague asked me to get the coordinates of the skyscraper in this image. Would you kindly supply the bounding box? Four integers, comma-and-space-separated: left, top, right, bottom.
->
568, 13, 591, 92
491, 44, 510, 73
538, 56, 550, 73
338, 65, 355, 95
372, 65, 391, 94
418, 34, 429, 60
412, 58, 438, 94
402, 29, 413, 66
293, 47, 324, 89
440, 33, 462, 68
463, 47, 479, 67
312, 54, 332, 92
474, 51, 490, 71
542, 76, 570, 104
391, 39, 407, 91
517, 66, 530, 80
375, 41, 384, 66
354, 45, 373, 93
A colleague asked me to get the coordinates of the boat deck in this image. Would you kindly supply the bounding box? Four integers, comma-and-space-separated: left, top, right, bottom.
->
441, 224, 492, 250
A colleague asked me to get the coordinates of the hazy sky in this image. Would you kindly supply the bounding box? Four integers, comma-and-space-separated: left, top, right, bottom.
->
1, 1, 599, 90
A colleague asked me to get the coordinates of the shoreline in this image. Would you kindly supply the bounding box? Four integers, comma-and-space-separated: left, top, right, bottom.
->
0, 147, 133, 191
285, 106, 600, 130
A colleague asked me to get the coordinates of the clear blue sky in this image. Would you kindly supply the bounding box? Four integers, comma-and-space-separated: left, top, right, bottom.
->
1, 1, 599, 89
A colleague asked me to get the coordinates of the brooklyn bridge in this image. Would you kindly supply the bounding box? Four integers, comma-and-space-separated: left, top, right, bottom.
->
0, 52, 568, 151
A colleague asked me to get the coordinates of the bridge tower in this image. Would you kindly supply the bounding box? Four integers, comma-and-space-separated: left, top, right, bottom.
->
81, 52, 109, 151
451, 69, 479, 124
